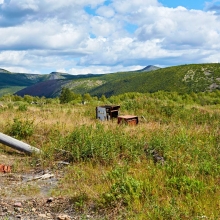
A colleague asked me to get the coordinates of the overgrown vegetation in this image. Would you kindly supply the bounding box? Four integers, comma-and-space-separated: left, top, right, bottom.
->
0, 91, 219, 219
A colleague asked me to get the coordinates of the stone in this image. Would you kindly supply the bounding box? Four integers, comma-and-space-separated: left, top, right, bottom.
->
39, 213, 47, 218
14, 202, 22, 208
46, 197, 54, 203
57, 214, 71, 220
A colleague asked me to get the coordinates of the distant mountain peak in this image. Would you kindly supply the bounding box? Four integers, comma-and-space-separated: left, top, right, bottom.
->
138, 65, 160, 72
0, 68, 11, 73
48, 72, 69, 80
50, 71, 67, 74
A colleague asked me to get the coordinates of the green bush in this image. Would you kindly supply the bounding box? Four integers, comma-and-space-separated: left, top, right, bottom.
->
102, 166, 143, 206
59, 123, 143, 163
166, 176, 204, 194
7, 118, 34, 139
18, 104, 28, 111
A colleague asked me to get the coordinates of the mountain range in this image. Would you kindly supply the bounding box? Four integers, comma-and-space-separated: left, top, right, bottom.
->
0, 64, 220, 98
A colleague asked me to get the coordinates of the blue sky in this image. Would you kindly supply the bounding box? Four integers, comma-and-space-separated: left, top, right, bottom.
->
0, 0, 220, 74
160, 0, 206, 10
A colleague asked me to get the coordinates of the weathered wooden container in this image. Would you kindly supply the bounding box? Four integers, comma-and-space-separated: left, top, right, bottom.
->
117, 115, 139, 125
96, 105, 120, 121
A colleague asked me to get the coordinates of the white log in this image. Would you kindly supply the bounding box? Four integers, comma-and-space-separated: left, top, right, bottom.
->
0, 132, 41, 154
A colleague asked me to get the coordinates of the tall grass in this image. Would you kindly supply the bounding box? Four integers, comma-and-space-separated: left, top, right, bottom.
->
0, 91, 219, 219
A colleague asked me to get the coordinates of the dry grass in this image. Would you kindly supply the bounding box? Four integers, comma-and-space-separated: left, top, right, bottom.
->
0, 96, 219, 219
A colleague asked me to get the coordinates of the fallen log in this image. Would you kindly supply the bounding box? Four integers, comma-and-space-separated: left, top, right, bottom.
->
0, 132, 41, 154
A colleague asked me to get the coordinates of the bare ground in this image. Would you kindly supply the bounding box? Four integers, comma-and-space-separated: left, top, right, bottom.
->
0, 152, 103, 220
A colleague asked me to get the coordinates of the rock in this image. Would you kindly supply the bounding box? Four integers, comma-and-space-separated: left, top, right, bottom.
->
0, 212, 5, 216
46, 197, 54, 203
39, 213, 47, 218
57, 214, 71, 220
14, 202, 22, 207
14, 207, 23, 213
47, 212, 52, 217
3, 207, 8, 212
151, 150, 165, 165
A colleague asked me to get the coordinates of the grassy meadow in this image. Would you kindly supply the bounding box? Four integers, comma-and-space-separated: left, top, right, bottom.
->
0, 91, 219, 219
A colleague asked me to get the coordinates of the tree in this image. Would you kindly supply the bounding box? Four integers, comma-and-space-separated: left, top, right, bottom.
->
59, 87, 73, 104
100, 94, 107, 102
83, 93, 92, 102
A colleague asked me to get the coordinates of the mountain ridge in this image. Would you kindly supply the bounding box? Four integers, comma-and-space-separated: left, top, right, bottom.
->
136, 65, 161, 72
1, 64, 220, 98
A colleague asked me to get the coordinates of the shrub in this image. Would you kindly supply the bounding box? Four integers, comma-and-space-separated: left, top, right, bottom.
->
7, 118, 34, 139
18, 104, 28, 111
166, 176, 204, 194
60, 123, 143, 163
160, 105, 174, 117
102, 166, 143, 207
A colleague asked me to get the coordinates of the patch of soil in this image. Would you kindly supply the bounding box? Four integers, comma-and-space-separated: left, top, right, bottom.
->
0, 152, 101, 219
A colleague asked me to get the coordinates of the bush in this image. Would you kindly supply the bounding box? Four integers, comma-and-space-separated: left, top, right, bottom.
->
60, 123, 143, 163
7, 118, 34, 139
102, 166, 143, 207
18, 104, 28, 111
166, 176, 204, 194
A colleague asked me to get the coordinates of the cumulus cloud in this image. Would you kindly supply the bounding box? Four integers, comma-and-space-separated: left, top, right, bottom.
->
96, 5, 115, 18
0, 0, 220, 74
111, 0, 160, 14
205, 0, 220, 13
66, 64, 143, 75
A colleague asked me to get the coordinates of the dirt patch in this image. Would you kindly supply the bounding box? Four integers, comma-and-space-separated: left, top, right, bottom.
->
0, 152, 102, 219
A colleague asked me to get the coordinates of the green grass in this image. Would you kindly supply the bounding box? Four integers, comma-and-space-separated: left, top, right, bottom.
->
0, 86, 26, 97
0, 91, 219, 219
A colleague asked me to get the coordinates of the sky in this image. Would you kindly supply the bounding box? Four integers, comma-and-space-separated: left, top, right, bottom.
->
0, 0, 220, 75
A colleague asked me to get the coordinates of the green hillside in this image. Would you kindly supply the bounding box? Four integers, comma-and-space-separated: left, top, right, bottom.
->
0, 86, 26, 97
0, 70, 93, 97
0, 71, 48, 86
15, 74, 103, 98
86, 63, 220, 97
1, 63, 220, 98
0, 70, 48, 95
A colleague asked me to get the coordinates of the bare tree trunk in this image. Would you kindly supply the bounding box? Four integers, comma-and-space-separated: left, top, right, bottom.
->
0, 132, 41, 154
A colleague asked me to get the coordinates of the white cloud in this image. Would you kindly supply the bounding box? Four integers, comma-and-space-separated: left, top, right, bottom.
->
205, 0, 220, 11
90, 16, 117, 37
111, 0, 159, 14
0, 19, 89, 50
134, 6, 220, 50
66, 64, 143, 75
96, 5, 115, 18
0, 0, 220, 74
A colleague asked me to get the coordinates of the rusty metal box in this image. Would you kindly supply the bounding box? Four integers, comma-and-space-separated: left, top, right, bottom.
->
96, 105, 120, 121
117, 115, 139, 125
